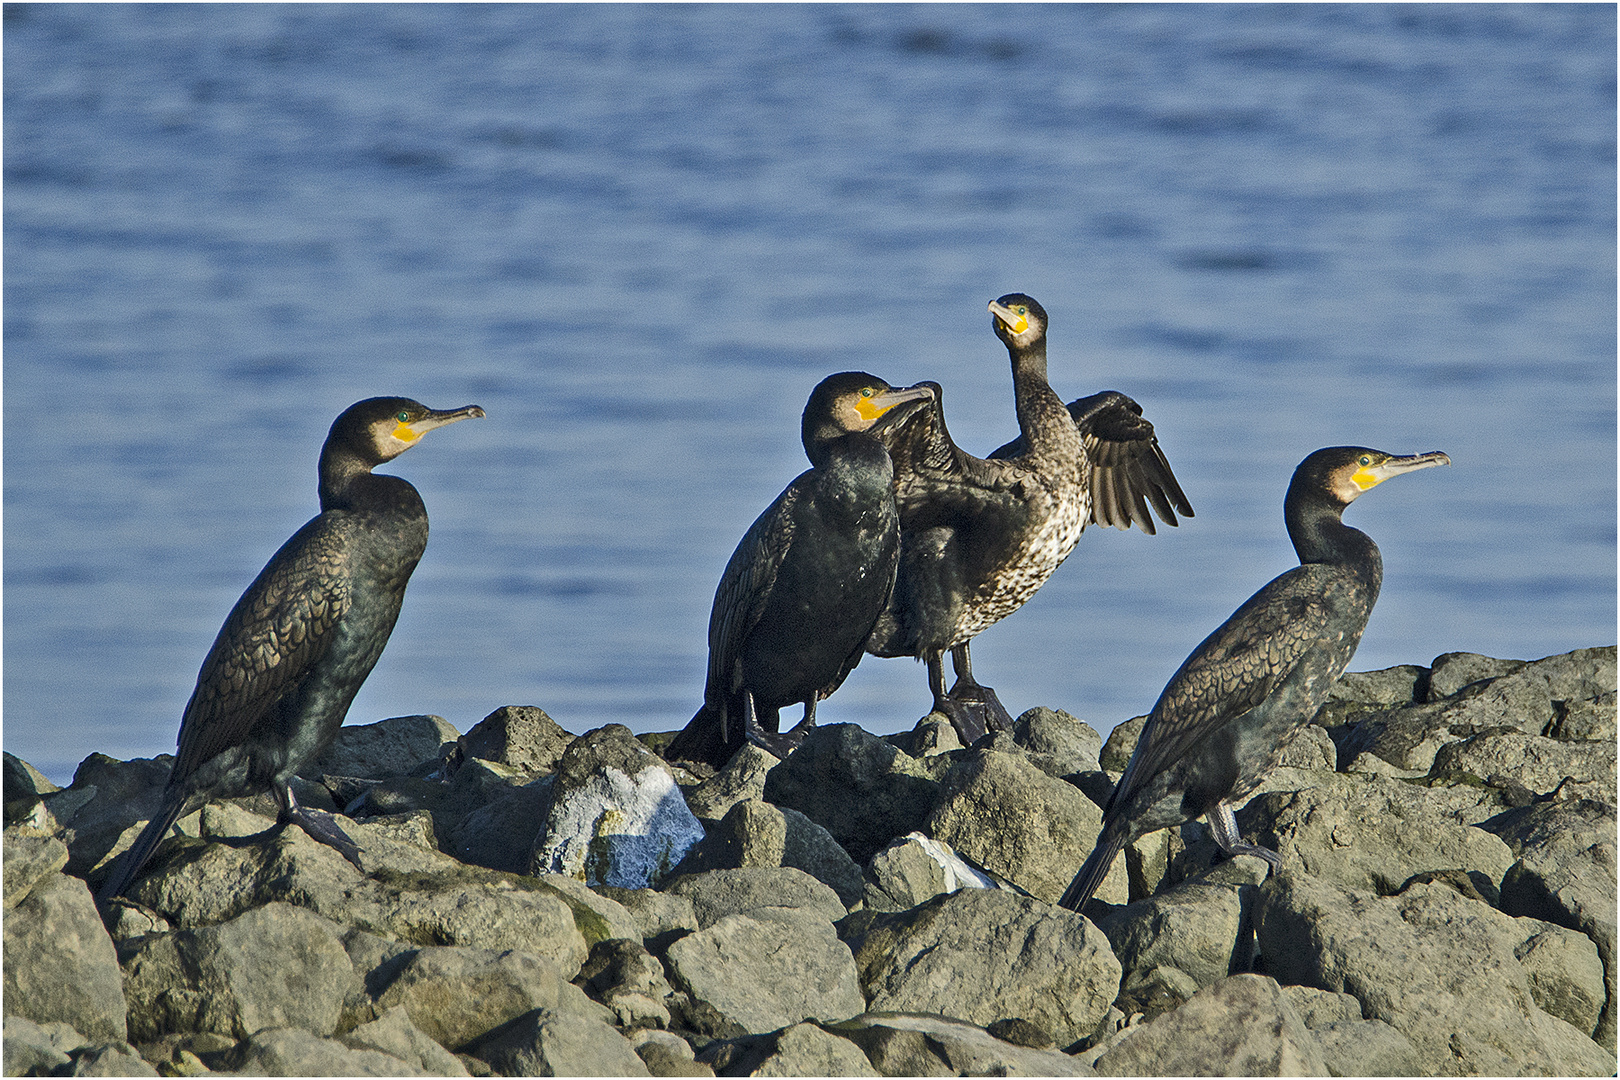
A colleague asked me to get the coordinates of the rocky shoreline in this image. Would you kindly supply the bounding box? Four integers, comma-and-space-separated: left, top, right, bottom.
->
4, 645, 1615, 1077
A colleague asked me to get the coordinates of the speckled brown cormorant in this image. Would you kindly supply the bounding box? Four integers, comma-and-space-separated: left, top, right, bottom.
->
1058, 446, 1450, 913
866, 293, 1193, 745
665, 373, 936, 767
97, 397, 484, 901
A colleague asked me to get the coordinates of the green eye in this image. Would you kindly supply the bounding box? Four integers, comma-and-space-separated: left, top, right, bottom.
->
1358, 456, 1371, 466
396, 411, 411, 423
1016, 306, 1027, 315
860, 388, 875, 397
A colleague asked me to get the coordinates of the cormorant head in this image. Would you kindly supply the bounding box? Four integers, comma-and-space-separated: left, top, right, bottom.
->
989, 293, 1049, 350
1291, 446, 1451, 510
329, 397, 487, 466
801, 372, 935, 461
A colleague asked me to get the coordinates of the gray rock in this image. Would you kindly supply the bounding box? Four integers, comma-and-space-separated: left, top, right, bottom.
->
578, 937, 676, 1030
924, 749, 1112, 904
443, 773, 554, 874
457, 705, 575, 774
3, 871, 127, 1043
3, 829, 68, 910
1485, 797, 1617, 1050
761, 725, 944, 864
846, 889, 1120, 1049
303, 714, 460, 781
1256, 873, 1614, 1076
1013, 708, 1103, 775
473, 1007, 651, 1076
1332, 664, 1428, 706
1311, 1018, 1425, 1077
832, 1012, 1092, 1076
664, 906, 866, 1038
663, 866, 846, 929
1431, 730, 1616, 796
598, 885, 700, 944
1548, 690, 1617, 742
4, 1015, 87, 1077
1097, 716, 1147, 773
1094, 974, 1327, 1076
525, 870, 645, 946
892, 715, 965, 758
1281, 985, 1363, 1028
1099, 858, 1268, 992
122, 902, 356, 1043
748, 1022, 875, 1077
675, 799, 864, 906
342, 1004, 470, 1076
1276, 722, 1337, 770
228, 1027, 431, 1076
1232, 771, 1515, 894
530, 724, 705, 889
681, 744, 779, 822
3, 752, 61, 799
1515, 924, 1607, 1037
373, 945, 611, 1052
64, 1042, 160, 1077
45, 754, 175, 880
1426, 651, 1528, 700
631, 1029, 714, 1077
863, 832, 1004, 911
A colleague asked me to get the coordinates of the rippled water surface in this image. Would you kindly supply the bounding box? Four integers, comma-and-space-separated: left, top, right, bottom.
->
7, 4, 1615, 783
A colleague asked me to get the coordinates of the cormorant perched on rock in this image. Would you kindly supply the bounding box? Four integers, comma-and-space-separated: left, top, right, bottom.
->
97, 397, 484, 901
1059, 446, 1450, 913
665, 373, 935, 767
867, 294, 1192, 744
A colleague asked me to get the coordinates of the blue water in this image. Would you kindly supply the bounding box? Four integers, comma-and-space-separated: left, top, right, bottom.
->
6, 4, 1615, 786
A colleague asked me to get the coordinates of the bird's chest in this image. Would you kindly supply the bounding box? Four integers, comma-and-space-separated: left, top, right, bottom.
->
956, 466, 1088, 639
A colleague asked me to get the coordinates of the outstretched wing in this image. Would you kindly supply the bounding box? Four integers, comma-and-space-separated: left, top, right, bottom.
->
173, 514, 353, 779
1111, 566, 1336, 808
991, 390, 1193, 533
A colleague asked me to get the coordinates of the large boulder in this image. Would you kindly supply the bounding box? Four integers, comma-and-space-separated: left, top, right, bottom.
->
662, 866, 846, 929
472, 1007, 651, 1076
1256, 872, 1612, 1075
1093, 974, 1328, 1076
456, 705, 574, 774
862, 832, 1007, 912
304, 714, 461, 781
530, 725, 705, 889
845, 889, 1121, 1050
672, 799, 864, 906
832, 1012, 1091, 1076
3, 869, 127, 1043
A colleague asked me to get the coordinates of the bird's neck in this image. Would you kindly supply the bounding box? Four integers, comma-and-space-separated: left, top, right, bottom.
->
1286, 496, 1382, 581
318, 444, 385, 511
1008, 341, 1072, 453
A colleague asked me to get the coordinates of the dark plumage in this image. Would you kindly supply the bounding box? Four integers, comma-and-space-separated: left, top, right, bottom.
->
867, 294, 1193, 744
1059, 446, 1450, 913
97, 397, 484, 901
666, 372, 935, 767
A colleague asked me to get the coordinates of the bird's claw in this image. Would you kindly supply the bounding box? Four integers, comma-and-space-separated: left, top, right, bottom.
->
281, 806, 364, 870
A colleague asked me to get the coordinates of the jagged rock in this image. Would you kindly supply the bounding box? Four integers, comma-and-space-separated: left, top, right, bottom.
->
663, 866, 846, 929
373, 946, 611, 1051
578, 937, 676, 1030
302, 714, 460, 781
1094, 974, 1327, 1075
122, 902, 356, 1043
1484, 797, 1617, 1049
674, 799, 864, 906
1276, 722, 1337, 770
831, 1012, 1091, 1076
1281, 985, 1363, 1028
4, 1015, 87, 1076
862, 832, 1004, 911
225, 1027, 431, 1075
1099, 857, 1268, 992
457, 705, 575, 774
342, 1004, 470, 1076
845, 889, 1120, 1049
472, 1007, 651, 1076
3, 870, 127, 1043
761, 725, 944, 864
1311, 1019, 1425, 1077
1012, 707, 1103, 775
1514, 924, 1607, 1036
681, 745, 779, 822
4, 829, 68, 910
664, 906, 865, 1039
1427, 652, 1527, 699
1548, 689, 1616, 742
44, 754, 175, 879
443, 773, 553, 874
4, 753, 61, 828
1256, 873, 1613, 1075
885, 714, 964, 758
1431, 730, 1616, 796
1097, 715, 1147, 772
530, 724, 705, 889
1115, 965, 1200, 1024
706, 1022, 876, 1077
924, 749, 1120, 904
63, 1041, 161, 1076
631, 1028, 714, 1076
1231, 771, 1515, 894
598, 886, 700, 945
1334, 664, 1428, 706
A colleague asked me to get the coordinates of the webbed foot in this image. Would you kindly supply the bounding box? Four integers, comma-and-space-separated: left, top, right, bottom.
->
277, 785, 364, 869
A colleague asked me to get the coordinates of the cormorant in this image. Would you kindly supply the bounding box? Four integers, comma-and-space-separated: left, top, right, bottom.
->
1058, 446, 1450, 913
665, 373, 936, 767
866, 294, 1192, 744
97, 397, 484, 901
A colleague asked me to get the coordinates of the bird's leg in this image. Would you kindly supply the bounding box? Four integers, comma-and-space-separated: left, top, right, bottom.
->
928, 651, 989, 746
275, 783, 364, 870
1208, 802, 1283, 873
944, 643, 1016, 733
743, 691, 809, 759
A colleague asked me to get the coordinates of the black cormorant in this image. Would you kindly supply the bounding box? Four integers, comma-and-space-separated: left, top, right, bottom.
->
665, 373, 936, 767
866, 294, 1192, 744
1058, 446, 1450, 913
97, 397, 484, 901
